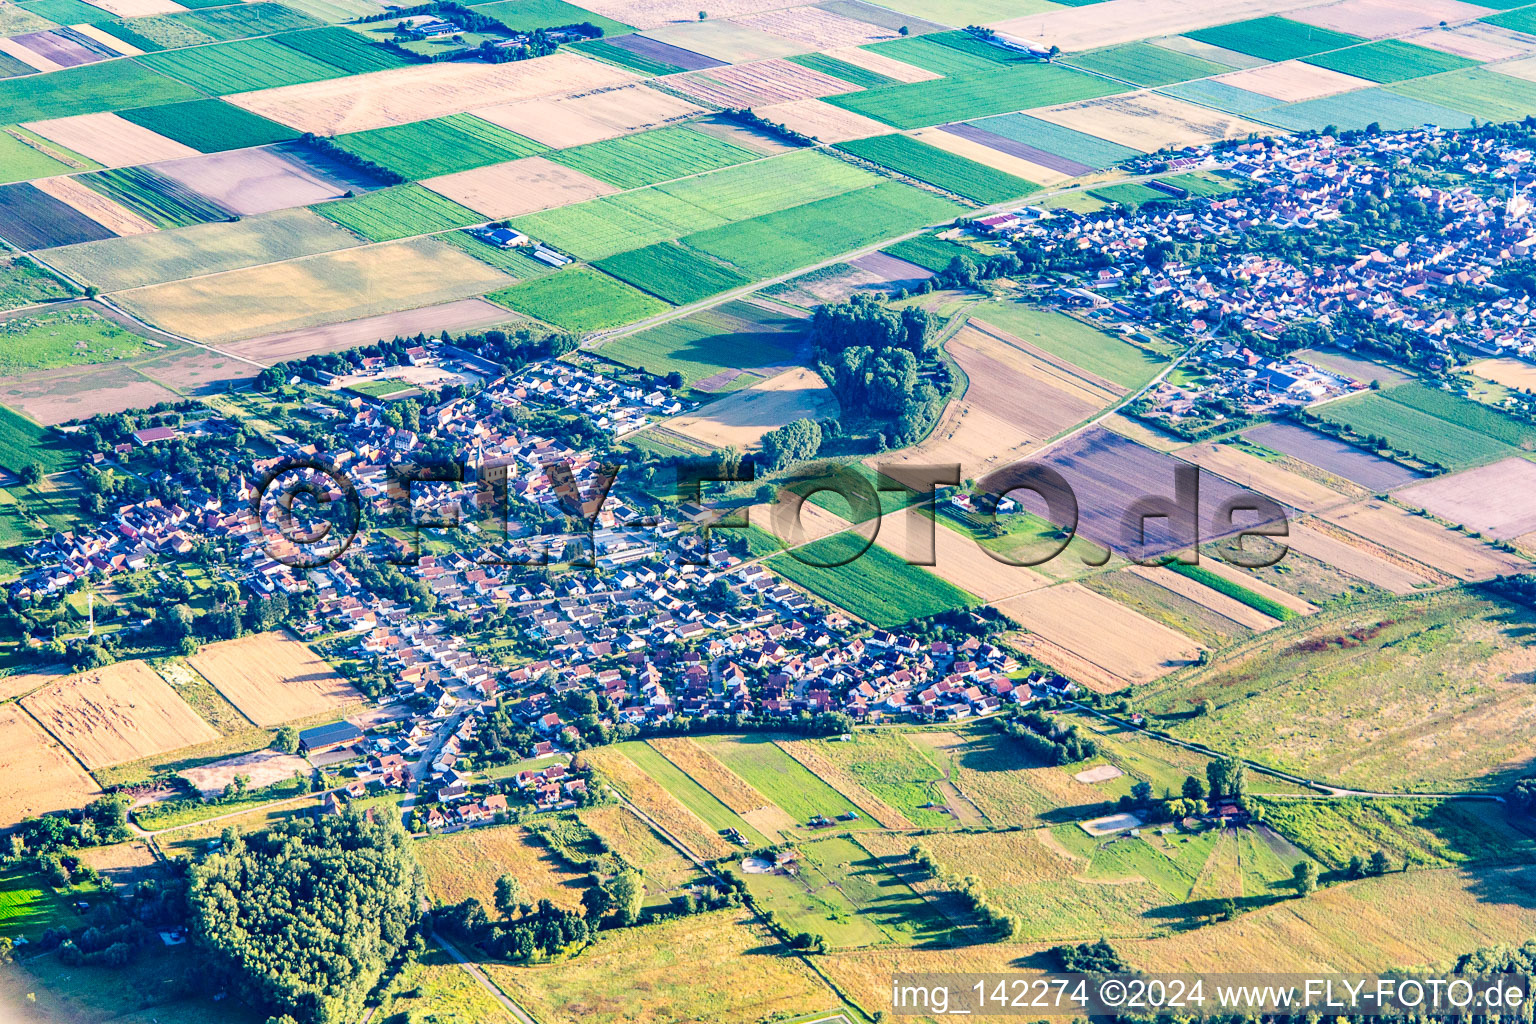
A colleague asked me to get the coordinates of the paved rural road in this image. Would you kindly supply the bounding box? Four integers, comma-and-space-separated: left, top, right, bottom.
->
433, 929, 541, 1024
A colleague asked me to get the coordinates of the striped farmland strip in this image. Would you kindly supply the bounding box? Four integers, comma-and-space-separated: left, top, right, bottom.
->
937, 121, 1093, 176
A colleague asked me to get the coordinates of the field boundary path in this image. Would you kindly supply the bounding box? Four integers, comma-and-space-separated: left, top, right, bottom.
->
432, 928, 541, 1024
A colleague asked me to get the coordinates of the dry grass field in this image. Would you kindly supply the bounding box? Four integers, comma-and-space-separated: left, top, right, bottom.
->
1288, 0, 1493, 39
997, 583, 1202, 686
1407, 22, 1536, 61
0, 703, 99, 828
755, 98, 891, 143
773, 738, 915, 828
646, 737, 771, 816
32, 175, 156, 236
186, 632, 360, 726
579, 804, 699, 890
1285, 521, 1433, 593
1032, 91, 1274, 152
415, 824, 590, 910
486, 910, 840, 1024
475, 84, 707, 149
1214, 60, 1374, 101
1472, 356, 1536, 390
1129, 865, 1536, 971
229, 52, 637, 135
0, 666, 59, 703
825, 44, 941, 83
1394, 458, 1536, 539
1319, 499, 1529, 581
665, 59, 858, 108
667, 366, 839, 451
115, 237, 511, 343
1173, 441, 1347, 512
1128, 565, 1282, 631
22, 661, 218, 770
582, 746, 735, 859
425, 156, 617, 219
25, 112, 198, 167
77, 841, 157, 886
988, 0, 1323, 53
876, 506, 1049, 603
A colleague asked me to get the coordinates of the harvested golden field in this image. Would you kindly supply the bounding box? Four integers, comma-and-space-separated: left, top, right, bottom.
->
876, 506, 1049, 603
582, 746, 734, 860
115, 237, 511, 343
415, 824, 589, 910
574, 0, 774, 29
668, 366, 840, 451
1128, 565, 1282, 631
1173, 441, 1347, 512
878, 320, 1111, 477
825, 44, 941, 83
1471, 356, 1536, 390
474, 84, 706, 149
646, 737, 767, 815
664, 59, 858, 108
734, 6, 899, 48
1407, 22, 1536, 60
187, 632, 360, 727
77, 841, 157, 886
1319, 499, 1529, 581
71, 24, 147, 56
0, 666, 58, 703
1395, 458, 1536, 540
24, 112, 198, 167
1139, 590, 1536, 792
579, 804, 699, 890
1101, 411, 1184, 451
0, 703, 99, 828
989, 0, 1323, 52
1285, 521, 1432, 594
641, 20, 804, 63
1186, 556, 1317, 616
1129, 865, 1536, 971
773, 738, 915, 829
1214, 61, 1373, 102
22, 660, 218, 770
1033, 91, 1274, 152
1288, 0, 1493, 38
229, 52, 637, 135
424, 156, 617, 219
754, 98, 891, 143
911, 126, 1072, 186
486, 910, 840, 1024
748, 493, 853, 549
997, 583, 1202, 687
32, 175, 156, 236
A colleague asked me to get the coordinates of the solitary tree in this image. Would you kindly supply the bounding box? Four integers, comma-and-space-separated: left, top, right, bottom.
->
494, 875, 522, 920
1368, 850, 1391, 876
1181, 775, 1205, 801
1292, 861, 1318, 898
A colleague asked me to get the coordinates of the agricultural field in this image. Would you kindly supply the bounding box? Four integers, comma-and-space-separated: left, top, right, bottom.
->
838, 133, 1037, 203
21, 659, 219, 770
332, 114, 548, 180
615, 740, 770, 846
1256, 797, 1536, 871
1187, 17, 1366, 62
1244, 420, 1423, 490
77, 165, 228, 229
1303, 39, 1479, 82
312, 183, 482, 243
549, 124, 759, 189
1139, 589, 1536, 793
0, 701, 99, 829
593, 242, 750, 305
488, 266, 668, 333
767, 528, 978, 628
415, 823, 590, 910
696, 734, 871, 826
1395, 458, 1536, 538
597, 299, 803, 386
970, 301, 1168, 389
0, 305, 151, 375
117, 99, 300, 153
0, 59, 200, 122
581, 745, 736, 860
137, 36, 349, 94
1311, 391, 1514, 470
1068, 41, 1231, 86
826, 63, 1125, 129
186, 632, 361, 726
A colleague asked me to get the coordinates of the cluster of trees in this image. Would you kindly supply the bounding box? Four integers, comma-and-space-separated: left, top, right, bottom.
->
927, 252, 1025, 292
812, 295, 949, 448
720, 107, 814, 147
758, 418, 823, 473
298, 133, 406, 185
1206, 753, 1248, 806
1053, 939, 1130, 973
1515, 776, 1536, 814
997, 710, 1099, 765
904, 844, 1018, 939
188, 812, 426, 1024
1456, 936, 1536, 973
10, 796, 131, 857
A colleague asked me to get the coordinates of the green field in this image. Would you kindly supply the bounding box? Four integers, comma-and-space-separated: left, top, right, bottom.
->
333, 114, 547, 180
1256, 797, 1536, 871
594, 242, 750, 305
1068, 41, 1231, 86
971, 301, 1168, 389
549, 125, 759, 190
177, 1, 320, 39
46, 207, 363, 292
864, 32, 1022, 75
273, 24, 414, 73
0, 60, 200, 122
697, 735, 871, 825
826, 64, 1124, 130
598, 300, 802, 386
1138, 590, 1536, 792
514, 150, 882, 261
0, 130, 87, 185
1090, 181, 1175, 208
838, 134, 1037, 204
1301, 39, 1479, 83
1312, 392, 1513, 469
1388, 67, 1536, 124
0, 865, 75, 939
0, 403, 76, 474
1265, 88, 1474, 132
0, 307, 151, 376
1481, 6, 1536, 34
136, 36, 348, 94
1383, 381, 1536, 449
0, 256, 74, 309
1167, 563, 1296, 621
568, 37, 680, 75
795, 731, 952, 827
682, 182, 960, 279
786, 52, 894, 89
470, 0, 632, 34
488, 265, 668, 333
882, 233, 981, 272
616, 741, 770, 846
964, 111, 1141, 169
313, 184, 483, 242
118, 99, 300, 153
767, 531, 976, 628
1186, 16, 1365, 62
78, 166, 228, 229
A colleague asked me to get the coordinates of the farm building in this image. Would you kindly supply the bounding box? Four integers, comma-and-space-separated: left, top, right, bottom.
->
298, 720, 365, 755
